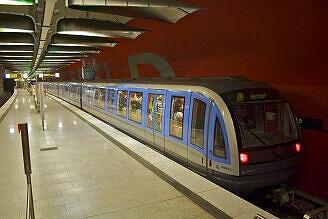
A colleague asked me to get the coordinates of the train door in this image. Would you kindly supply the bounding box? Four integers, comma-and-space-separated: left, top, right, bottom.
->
187, 93, 211, 174
144, 90, 166, 153
164, 91, 191, 164
207, 102, 231, 176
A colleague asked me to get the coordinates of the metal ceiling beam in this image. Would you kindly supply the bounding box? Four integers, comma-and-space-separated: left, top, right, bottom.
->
51, 34, 119, 47
0, 45, 34, 52
47, 45, 103, 54
0, 52, 34, 57
0, 32, 34, 46
0, 13, 35, 33
57, 18, 149, 39
68, 0, 202, 24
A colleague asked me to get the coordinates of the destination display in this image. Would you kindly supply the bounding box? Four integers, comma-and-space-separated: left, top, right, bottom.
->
224, 88, 283, 104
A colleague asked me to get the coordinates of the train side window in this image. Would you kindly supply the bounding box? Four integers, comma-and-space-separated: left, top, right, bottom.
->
213, 117, 227, 159
107, 89, 111, 112
83, 87, 87, 102
117, 90, 127, 118
191, 99, 206, 149
110, 89, 115, 113
129, 92, 143, 123
93, 88, 99, 107
169, 96, 185, 139
88, 88, 92, 105
147, 94, 155, 129
77, 87, 80, 100
155, 94, 164, 132
99, 88, 106, 110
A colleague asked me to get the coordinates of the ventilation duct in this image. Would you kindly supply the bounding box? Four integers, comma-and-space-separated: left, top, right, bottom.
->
51, 34, 119, 47
57, 18, 149, 39
0, 13, 34, 33
68, 0, 201, 24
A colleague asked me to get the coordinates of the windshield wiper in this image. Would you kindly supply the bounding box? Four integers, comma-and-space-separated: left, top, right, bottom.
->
248, 129, 268, 146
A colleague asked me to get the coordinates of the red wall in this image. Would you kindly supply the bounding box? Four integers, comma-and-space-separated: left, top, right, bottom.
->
59, 0, 328, 200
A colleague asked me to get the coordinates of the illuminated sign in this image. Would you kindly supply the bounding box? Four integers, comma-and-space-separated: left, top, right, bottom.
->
225, 89, 283, 104
250, 93, 267, 100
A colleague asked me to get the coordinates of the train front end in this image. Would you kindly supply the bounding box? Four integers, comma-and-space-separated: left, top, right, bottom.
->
223, 88, 301, 194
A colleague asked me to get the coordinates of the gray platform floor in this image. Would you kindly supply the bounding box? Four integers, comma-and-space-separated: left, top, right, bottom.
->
0, 89, 214, 218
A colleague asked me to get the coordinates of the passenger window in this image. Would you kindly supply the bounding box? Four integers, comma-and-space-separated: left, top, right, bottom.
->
107, 89, 111, 112
147, 94, 155, 129
129, 92, 143, 123
155, 94, 164, 132
117, 90, 127, 118
77, 87, 80, 99
110, 89, 114, 113
99, 88, 106, 110
88, 88, 92, 105
93, 88, 99, 107
169, 96, 185, 139
191, 99, 206, 149
213, 117, 226, 159
83, 87, 87, 102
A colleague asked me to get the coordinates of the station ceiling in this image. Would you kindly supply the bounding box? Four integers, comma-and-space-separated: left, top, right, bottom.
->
0, 0, 201, 77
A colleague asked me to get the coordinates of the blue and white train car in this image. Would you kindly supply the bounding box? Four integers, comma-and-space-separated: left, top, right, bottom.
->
45, 77, 302, 194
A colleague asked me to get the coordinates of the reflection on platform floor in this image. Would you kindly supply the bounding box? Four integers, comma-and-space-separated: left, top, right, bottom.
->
0, 89, 213, 218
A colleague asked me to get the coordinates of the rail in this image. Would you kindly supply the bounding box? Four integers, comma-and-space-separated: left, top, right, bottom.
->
0, 91, 13, 108
304, 206, 328, 219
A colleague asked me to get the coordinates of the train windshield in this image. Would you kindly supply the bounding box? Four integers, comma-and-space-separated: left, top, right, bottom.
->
232, 102, 298, 148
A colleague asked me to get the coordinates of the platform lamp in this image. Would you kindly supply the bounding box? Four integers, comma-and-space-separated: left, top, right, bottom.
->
0, 0, 36, 5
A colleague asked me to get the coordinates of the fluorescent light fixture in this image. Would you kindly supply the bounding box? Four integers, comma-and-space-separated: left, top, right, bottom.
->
57, 30, 142, 39
23, 73, 28, 78
57, 31, 106, 37
0, 50, 33, 53
0, 43, 33, 46
5, 74, 10, 78
55, 73, 60, 77
39, 73, 43, 78
43, 59, 79, 62
48, 51, 82, 54
0, 0, 34, 5
0, 28, 33, 33
0, 55, 33, 57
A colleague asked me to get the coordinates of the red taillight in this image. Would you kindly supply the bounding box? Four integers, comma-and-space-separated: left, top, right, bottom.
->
293, 143, 301, 152
240, 153, 249, 164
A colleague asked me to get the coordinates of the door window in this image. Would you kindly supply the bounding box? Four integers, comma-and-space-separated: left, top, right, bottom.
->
83, 87, 87, 102
129, 92, 143, 123
213, 117, 226, 158
191, 99, 206, 149
99, 88, 106, 110
117, 90, 127, 118
147, 94, 155, 129
93, 88, 99, 107
155, 94, 164, 132
169, 96, 185, 139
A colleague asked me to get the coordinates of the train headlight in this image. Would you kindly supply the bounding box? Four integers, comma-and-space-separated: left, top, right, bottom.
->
239, 153, 249, 164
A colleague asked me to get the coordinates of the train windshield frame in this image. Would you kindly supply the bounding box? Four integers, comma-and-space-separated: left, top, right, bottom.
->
223, 88, 299, 148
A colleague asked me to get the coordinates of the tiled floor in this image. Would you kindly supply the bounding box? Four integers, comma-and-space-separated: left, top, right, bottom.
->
0, 89, 214, 219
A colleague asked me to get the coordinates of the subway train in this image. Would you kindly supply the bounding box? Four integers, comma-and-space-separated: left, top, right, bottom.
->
45, 77, 302, 195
